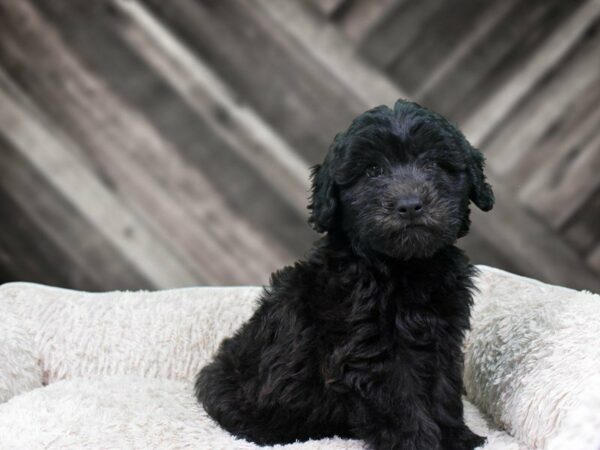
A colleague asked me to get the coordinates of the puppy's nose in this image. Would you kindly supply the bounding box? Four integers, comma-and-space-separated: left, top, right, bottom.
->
397, 196, 424, 218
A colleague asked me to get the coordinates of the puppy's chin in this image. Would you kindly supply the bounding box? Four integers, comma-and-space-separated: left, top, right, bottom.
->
367, 226, 446, 261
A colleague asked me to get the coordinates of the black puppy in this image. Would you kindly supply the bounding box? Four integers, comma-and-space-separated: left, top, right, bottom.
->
196, 100, 493, 450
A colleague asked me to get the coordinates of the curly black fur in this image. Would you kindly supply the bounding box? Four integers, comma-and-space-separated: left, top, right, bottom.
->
196, 100, 494, 450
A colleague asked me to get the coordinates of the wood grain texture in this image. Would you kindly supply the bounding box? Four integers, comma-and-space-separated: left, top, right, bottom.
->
359, 0, 444, 70
0, 69, 200, 288
262, 0, 600, 291
461, 0, 598, 143
562, 187, 600, 257
1, 0, 298, 285
589, 244, 600, 274
0, 0, 598, 291
307, 0, 349, 17
386, 0, 493, 95
143, 0, 365, 162
485, 13, 600, 182
29, 0, 306, 269
0, 134, 150, 290
334, 0, 401, 43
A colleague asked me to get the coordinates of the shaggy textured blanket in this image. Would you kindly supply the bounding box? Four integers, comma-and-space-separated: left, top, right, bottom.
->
0, 266, 598, 449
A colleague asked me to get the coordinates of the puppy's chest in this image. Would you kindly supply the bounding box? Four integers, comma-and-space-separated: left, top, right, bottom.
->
340, 287, 451, 353
391, 304, 446, 349
321, 292, 447, 389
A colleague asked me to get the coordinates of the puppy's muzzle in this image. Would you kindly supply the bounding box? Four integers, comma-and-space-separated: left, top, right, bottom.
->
396, 194, 424, 220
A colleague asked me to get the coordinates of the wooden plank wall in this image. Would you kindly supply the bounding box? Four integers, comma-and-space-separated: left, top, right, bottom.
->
0, 0, 598, 292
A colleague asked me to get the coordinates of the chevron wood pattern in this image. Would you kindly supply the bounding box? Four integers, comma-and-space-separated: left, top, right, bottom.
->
0, 0, 598, 292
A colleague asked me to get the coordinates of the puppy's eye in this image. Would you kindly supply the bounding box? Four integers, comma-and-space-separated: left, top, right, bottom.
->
426, 161, 461, 174
366, 165, 384, 178
441, 162, 463, 174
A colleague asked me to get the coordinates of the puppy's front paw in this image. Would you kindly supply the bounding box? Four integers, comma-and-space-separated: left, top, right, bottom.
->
443, 427, 486, 450
366, 429, 442, 450
460, 430, 486, 449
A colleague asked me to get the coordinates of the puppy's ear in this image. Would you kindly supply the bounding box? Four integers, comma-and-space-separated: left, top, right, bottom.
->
308, 142, 340, 233
467, 145, 494, 211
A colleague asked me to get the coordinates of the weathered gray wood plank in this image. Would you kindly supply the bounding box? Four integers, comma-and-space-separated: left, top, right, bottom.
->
386, 0, 495, 95
261, 0, 600, 291
1, 0, 295, 284
142, 0, 371, 162
114, 0, 310, 214
521, 128, 600, 230
413, 0, 516, 100
0, 189, 97, 288
459, 232, 520, 276
31, 0, 312, 261
0, 133, 151, 290
358, 0, 444, 70
333, 0, 400, 43
561, 187, 600, 258
466, 182, 600, 291
0, 0, 597, 290
255, 0, 404, 108
431, 0, 585, 123
0, 78, 198, 288
485, 22, 600, 185
306, 0, 349, 17
588, 242, 600, 274
462, 0, 599, 143
514, 64, 600, 229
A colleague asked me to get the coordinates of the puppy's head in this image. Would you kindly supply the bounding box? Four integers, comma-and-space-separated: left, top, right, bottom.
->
308, 100, 494, 260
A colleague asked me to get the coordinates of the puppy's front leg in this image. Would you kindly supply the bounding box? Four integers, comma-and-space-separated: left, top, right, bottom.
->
431, 350, 486, 450
348, 387, 442, 450
366, 423, 443, 450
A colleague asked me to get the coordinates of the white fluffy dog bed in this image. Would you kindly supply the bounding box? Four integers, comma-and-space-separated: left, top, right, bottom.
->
0, 266, 599, 449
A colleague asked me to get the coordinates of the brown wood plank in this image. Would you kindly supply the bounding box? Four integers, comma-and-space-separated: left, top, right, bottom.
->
0, 133, 151, 290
